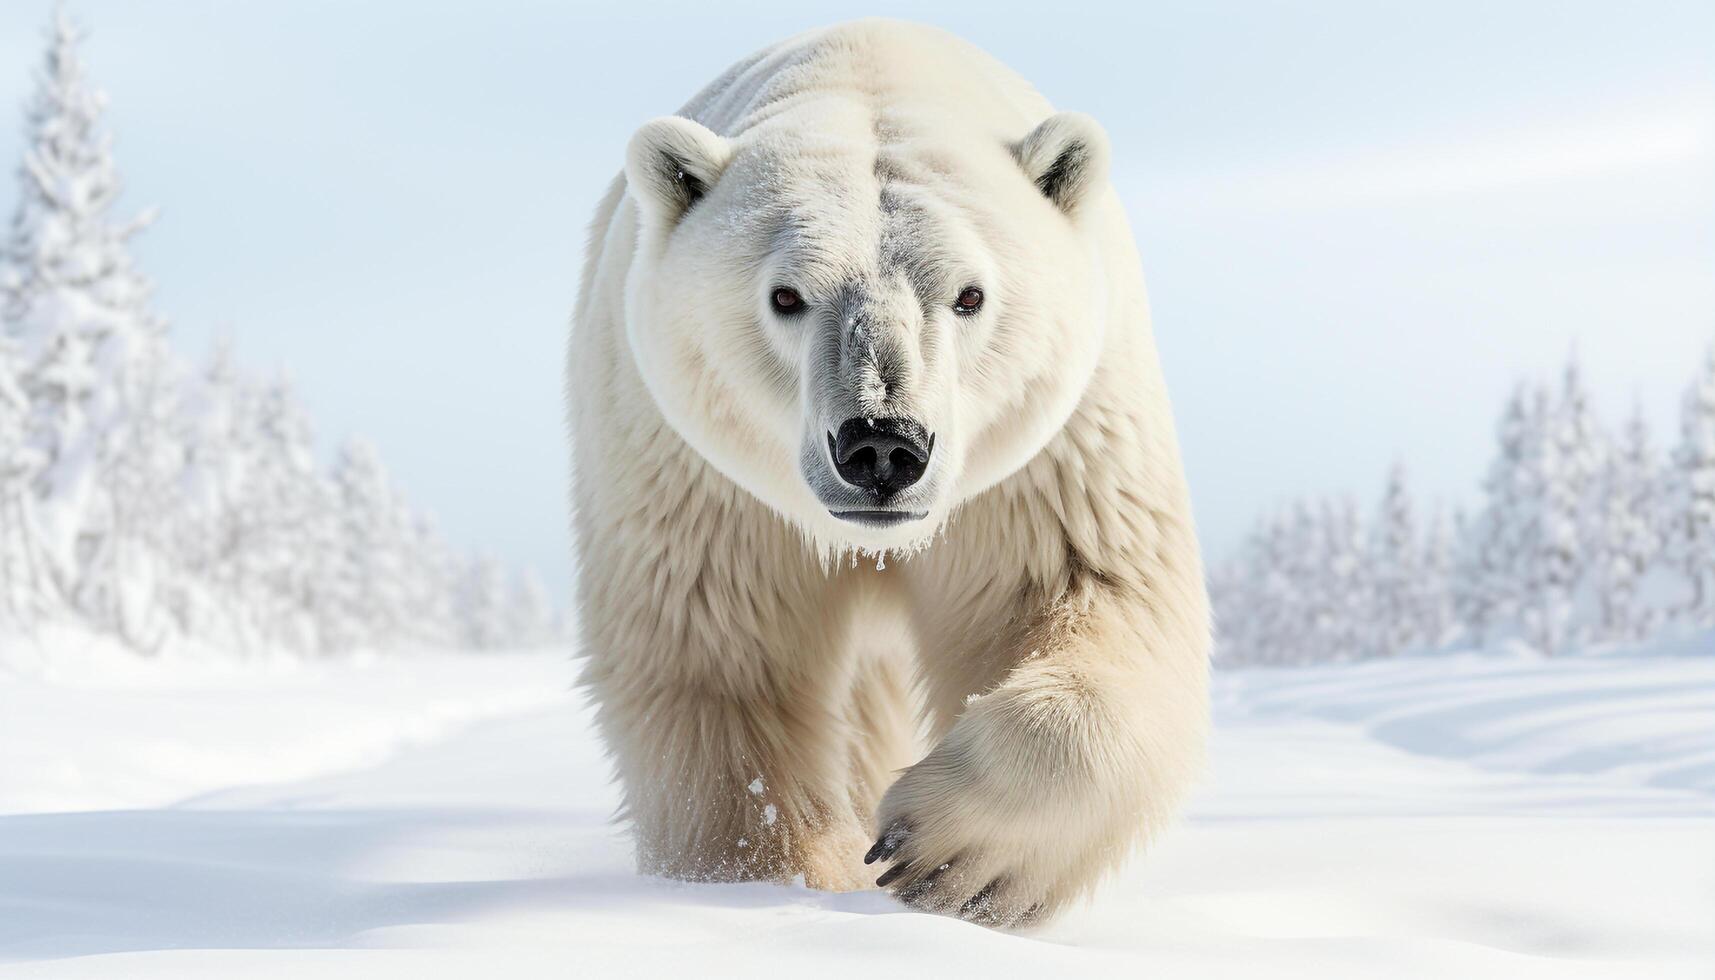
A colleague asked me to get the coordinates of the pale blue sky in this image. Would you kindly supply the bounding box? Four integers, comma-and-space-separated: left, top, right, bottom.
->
2, 1, 1711, 596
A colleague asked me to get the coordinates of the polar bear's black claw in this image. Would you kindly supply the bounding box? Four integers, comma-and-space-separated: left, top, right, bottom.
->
896, 860, 953, 904
958, 880, 1000, 920
895, 878, 935, 905
865, 819, 910, 864
874, 861, 912, 888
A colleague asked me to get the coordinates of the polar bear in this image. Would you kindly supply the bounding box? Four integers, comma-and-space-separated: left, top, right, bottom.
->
568, 20, 1209, 927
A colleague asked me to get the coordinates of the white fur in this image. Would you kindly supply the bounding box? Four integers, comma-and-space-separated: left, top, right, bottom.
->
568, 20, 1209, 927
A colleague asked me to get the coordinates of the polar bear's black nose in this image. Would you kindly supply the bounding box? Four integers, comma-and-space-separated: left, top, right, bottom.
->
829, 418, 932, 496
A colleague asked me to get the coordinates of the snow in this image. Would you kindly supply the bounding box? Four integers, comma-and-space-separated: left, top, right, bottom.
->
3, 644, 1711, 978
0, 639, 570, 815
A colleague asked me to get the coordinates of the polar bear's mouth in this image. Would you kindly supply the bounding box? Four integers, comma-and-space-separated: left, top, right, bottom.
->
830, 509, 929, 528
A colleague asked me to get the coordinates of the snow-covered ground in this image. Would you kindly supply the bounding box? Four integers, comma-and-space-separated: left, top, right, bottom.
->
2, 643, 1711, 978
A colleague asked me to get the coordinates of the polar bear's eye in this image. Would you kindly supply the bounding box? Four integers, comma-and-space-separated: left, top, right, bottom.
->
770, 288, 805, 316
954, 286, 985, 316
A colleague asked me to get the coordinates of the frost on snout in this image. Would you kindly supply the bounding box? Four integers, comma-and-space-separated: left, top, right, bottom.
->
801, 291, 941, 528
846, 313, 892, 414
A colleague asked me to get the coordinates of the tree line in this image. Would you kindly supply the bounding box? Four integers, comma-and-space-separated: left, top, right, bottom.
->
1210, 351, 1715, 665
0, 12, 558, 655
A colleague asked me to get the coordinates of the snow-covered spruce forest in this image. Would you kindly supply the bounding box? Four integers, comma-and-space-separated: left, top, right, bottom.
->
1211, 351, 1715, 665
0, 16, 559, 658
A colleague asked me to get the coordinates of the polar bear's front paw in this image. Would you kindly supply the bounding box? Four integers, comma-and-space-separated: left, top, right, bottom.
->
864, 751, 1113, 929
863, 816, 1049, 928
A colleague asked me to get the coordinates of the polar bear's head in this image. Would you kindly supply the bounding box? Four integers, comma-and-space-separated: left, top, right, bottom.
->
620, 107, 1111, 554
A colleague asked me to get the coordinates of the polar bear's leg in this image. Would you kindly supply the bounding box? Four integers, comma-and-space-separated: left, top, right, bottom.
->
595, 674, 873, 890
843, 649, 920, 819
868, 577, 1209, 925
578, 526, 884, 891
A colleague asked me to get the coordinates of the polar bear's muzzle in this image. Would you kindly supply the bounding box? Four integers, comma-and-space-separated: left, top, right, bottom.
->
810, 416, 936, 527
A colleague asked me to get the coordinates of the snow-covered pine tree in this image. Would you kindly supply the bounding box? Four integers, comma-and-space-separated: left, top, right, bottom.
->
1593, 402, 1665, 641
399, 513, 460, 649
458, 554, 513, 651
322, 438, 416, 652
245, 374, 339, 654
1419, 506, 1456, 650
1317, 495, 1368, 661
86, 336, 182, 651
1510, 384, 1569, 654
1449, 511, 1489, 647
1275, 502, 1325, 665
0, 8, 172, 640
1542, 357, 1607, 647
1256, 509, 1300, 664
1213, 507, 1296, 665
1365, 464, 1420, 657
170, 341, 264, 649
1260, 511, 1297, 660
1484, 374, 1602, 656
1228, 560, 1265, 665
1666, 346, 1715, 627
1455, 386, 1534, 647
505, 568, 559, 647
0, 331, 46, 627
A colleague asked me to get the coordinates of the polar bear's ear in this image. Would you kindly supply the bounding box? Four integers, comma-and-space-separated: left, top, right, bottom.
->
625, 116, 733, 227
1014, 112, 1111, 215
